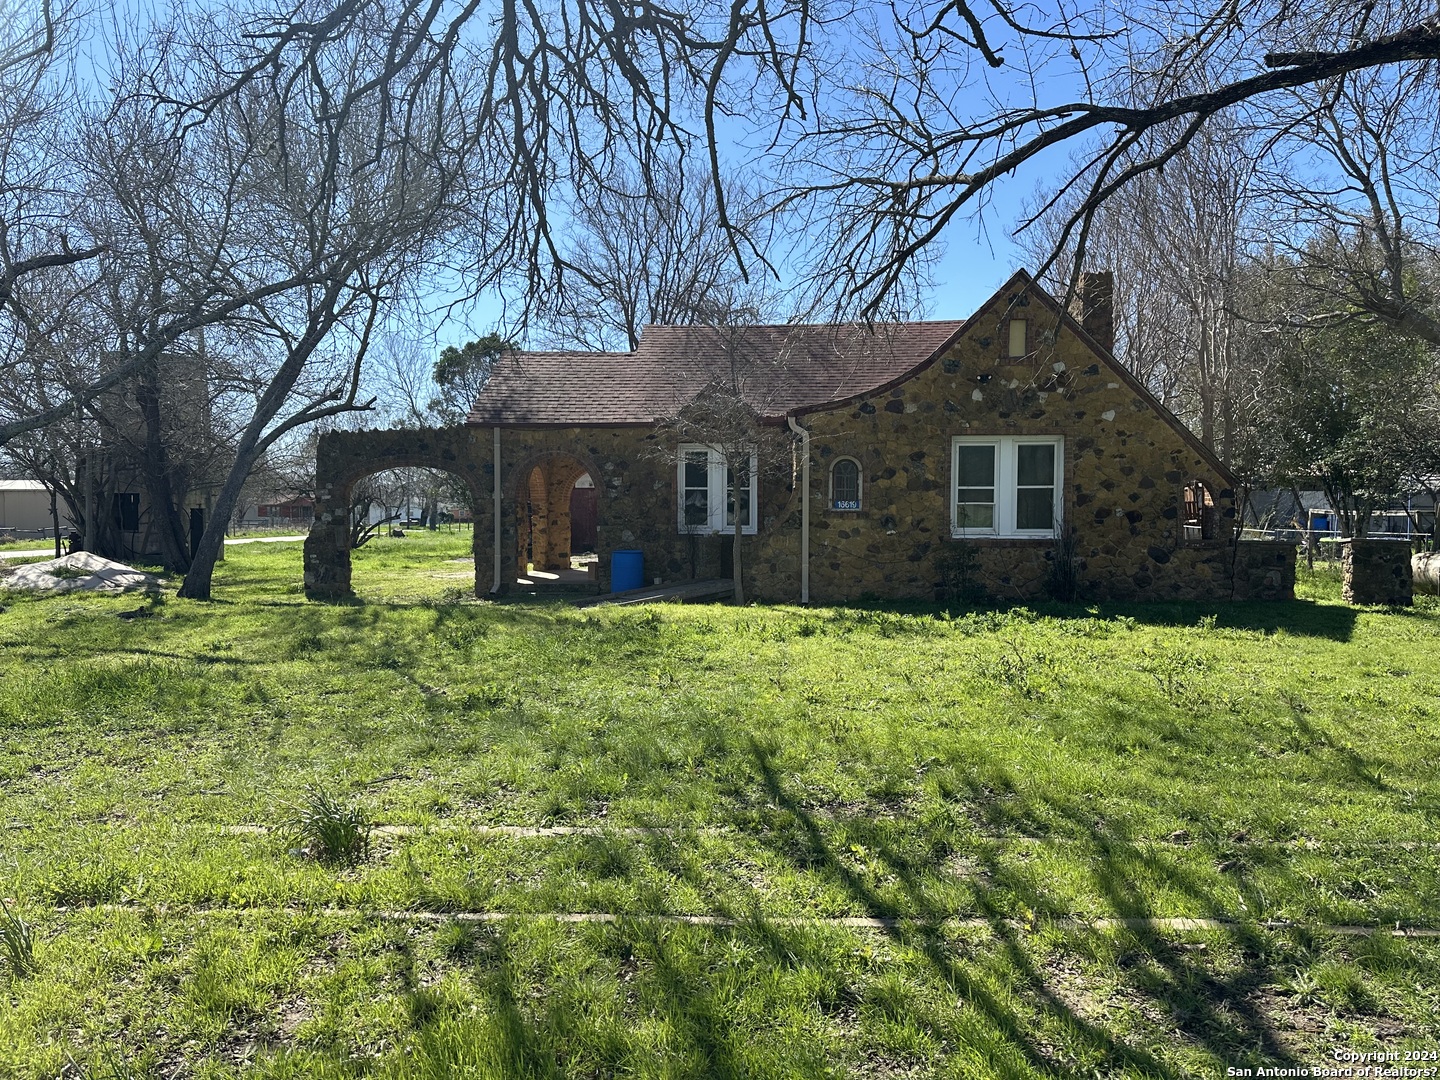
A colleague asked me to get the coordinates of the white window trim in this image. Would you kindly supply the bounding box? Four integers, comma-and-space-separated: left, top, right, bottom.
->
828, 457, 863, 511
677, 444, 758, 535
951, 435, 1063, 538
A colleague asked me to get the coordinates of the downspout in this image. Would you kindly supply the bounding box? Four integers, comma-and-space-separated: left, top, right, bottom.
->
787, 415, 810, 604
490, 425, 503, 594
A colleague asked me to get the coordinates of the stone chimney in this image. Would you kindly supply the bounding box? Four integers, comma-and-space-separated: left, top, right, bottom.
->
1068, 271, 1115, 354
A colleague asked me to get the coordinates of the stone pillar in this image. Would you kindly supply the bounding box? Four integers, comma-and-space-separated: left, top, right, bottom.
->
542, 469, 577, 570
1340, 539, 1412, 606
303, 487, 353, 597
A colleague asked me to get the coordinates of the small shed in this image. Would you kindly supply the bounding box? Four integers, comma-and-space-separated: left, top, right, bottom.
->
0, 480, 56, 535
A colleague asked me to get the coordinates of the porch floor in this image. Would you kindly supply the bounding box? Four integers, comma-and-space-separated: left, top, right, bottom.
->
516, 566, 595, 587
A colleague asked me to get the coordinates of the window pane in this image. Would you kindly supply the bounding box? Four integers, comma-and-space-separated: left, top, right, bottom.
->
955, 487, 995, 503
1016, 488, 1053, 531
1016, 444, 1055, 486
1008, 319, 1027, 357
726, 463, 751, 527
955, 503, 994, 529
684, 451, 709, 528
955, 444, 995, 487
684, 491, 709, 527
684, 452, 708, 489
832, 460, 859, 507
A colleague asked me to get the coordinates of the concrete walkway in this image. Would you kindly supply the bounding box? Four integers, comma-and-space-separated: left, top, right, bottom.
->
0, 534, 308, 560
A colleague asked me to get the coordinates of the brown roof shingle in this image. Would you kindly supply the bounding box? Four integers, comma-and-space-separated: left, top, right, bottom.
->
466, 322, 965, 426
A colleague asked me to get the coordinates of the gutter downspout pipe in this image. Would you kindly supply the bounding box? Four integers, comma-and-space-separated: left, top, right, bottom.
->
787, 415, 810, 604
490, 425, 503, 594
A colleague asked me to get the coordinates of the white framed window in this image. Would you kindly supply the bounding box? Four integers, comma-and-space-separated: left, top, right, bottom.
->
678, 445, 758, 535
829, 458, 862, 511
951, 436, 1063, 538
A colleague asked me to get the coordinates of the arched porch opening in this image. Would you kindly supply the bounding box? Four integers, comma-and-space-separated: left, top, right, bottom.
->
513, 452, 596, 586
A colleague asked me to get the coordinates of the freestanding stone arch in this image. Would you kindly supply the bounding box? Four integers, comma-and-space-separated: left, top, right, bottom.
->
303, 427, 488, 598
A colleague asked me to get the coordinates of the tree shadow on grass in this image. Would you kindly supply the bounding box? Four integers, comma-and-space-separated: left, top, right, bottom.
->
728, 595, 1361, 642
737, 737, 1314, 1077
1089, 599, 1359, 642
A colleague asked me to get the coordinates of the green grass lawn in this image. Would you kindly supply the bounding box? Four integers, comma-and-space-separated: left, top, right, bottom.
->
1, 531, 1438, 1078
0, 537, 60, 552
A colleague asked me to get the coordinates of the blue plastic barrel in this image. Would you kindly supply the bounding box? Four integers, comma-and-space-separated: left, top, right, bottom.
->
611, 549, 645, 592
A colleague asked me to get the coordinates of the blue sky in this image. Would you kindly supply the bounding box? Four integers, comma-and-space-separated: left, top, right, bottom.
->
73, 0, 1035, 354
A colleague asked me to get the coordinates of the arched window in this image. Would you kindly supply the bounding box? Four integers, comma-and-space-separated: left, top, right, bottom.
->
830, 458, 862, 511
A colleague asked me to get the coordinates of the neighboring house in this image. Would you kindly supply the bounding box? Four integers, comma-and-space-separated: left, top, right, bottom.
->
53, 350, 230, 563
242, 496, 315, 528
0, 480, 56, 536
69, 451, 222, 564
303, 271, 1295, 601
1247, 488, 1438, 544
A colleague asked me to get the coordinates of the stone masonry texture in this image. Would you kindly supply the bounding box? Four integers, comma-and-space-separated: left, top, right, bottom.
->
304, 280, 1297, 603
1341, 539, 1413, 606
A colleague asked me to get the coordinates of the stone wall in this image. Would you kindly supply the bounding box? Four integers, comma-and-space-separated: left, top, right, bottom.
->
748, 284, 1294, 603
303, 427, 486, 597
1341, 539, 1413, 606
488, 427, 778, 595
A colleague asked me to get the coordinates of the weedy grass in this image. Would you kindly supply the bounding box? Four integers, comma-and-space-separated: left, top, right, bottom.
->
281, 785, 371, 866
0, 896, 35, 976
0, 537, 58, 552
0, 531, 1437, 1077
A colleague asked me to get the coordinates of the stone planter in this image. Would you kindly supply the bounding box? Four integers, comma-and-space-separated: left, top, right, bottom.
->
1340, 539, 1412, 606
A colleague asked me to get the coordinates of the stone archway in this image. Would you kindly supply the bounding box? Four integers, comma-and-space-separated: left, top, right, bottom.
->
515, 452, 592, 573
303, 427, 484, 598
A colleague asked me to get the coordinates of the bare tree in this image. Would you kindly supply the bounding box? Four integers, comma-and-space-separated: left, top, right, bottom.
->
539, 159, 770, 351
0, 2, 109, 447
164, 0, 1440, 330
1250, 65, 1440, 345
349, 469, 407, 546
78, 7, 479, 598
653, 321, 805, 605
1020, 121, 1269, 464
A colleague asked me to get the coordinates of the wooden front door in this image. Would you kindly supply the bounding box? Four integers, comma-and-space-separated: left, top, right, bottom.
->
569, 486, 598, 553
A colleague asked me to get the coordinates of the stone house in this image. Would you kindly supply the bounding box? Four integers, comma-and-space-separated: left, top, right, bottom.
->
303, 271, 1296, 602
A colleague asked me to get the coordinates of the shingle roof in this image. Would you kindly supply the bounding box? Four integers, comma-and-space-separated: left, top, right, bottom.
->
466, 322, 966, 426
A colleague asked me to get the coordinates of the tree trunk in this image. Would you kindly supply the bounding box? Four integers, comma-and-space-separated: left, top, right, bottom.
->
731, 514, 744, 604
138, 462, 193, 572
1290, 484, 1315, 569
178, 284, 352, 599
135, 367, 193, 572
178, 449, 256, 598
